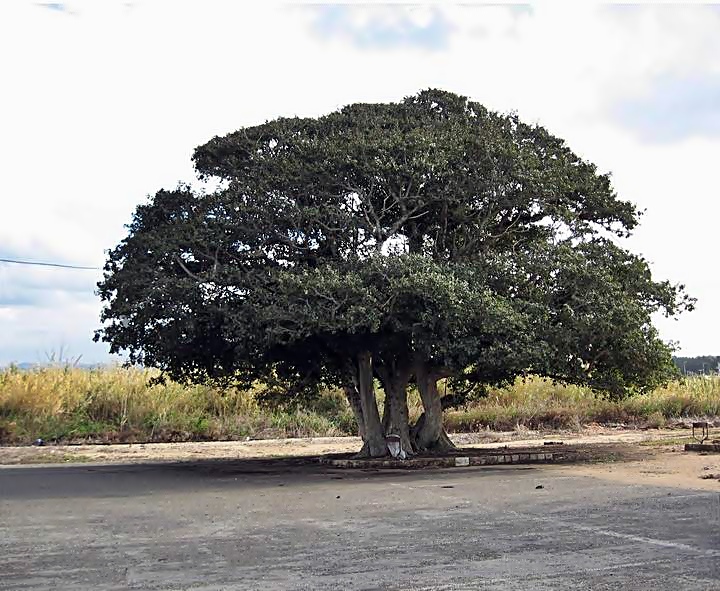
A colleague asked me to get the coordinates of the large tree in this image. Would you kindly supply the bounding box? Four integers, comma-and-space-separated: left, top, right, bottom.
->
96, 89, 693, 457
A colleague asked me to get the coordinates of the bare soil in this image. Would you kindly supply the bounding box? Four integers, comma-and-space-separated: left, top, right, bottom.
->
2, 425, 719, 491
551, 439, 720, 492
0, 435, 365, 465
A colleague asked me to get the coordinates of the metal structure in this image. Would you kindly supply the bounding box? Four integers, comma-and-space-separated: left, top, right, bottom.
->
692, 421, 709, 444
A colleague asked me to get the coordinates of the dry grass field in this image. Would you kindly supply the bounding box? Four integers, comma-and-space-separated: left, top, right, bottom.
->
1, 365, 719, 445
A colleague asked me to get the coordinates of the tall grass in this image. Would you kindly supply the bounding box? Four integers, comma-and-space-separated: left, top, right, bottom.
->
0, 365, 355, 444
1, 366, 719, 444
444, 376, 720, 432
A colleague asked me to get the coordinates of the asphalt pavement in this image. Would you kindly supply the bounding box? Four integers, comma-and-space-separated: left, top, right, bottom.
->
1, 458, 719, 590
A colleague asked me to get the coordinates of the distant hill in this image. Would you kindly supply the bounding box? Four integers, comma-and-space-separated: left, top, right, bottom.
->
2, 361, 113, 370
673, 356, 720, 375
6, 358, 719, 375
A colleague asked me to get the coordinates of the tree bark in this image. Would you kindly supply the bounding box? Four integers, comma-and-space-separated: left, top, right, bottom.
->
376, 362, 413, 456
343, 383, 365, 440
381, 389, 391, 433
412, 361, 456, 452
355, 351, 387, 458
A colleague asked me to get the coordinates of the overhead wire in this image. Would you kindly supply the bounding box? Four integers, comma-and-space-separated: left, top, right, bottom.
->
0, 258, 101, 271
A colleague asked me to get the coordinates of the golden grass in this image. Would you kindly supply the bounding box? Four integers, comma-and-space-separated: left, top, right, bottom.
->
0, 365, 354, 444
444, 375, 720, 432
1, 366, 719, 444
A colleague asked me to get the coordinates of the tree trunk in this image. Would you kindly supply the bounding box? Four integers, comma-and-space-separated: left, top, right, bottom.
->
355, 351, 387, 458
377, 363, 413, 456
412, 362, 456, 452
343, 384, 365, 440
382, 389, 391, 433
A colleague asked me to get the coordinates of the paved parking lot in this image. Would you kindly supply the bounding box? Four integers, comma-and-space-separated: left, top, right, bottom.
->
1, 458, 719, 590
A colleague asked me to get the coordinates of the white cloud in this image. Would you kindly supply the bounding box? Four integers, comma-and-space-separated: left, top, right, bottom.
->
0, 1, 718, 362
0, 292, 107, 365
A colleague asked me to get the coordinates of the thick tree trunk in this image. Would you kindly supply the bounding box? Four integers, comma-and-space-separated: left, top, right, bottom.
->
412, 362, 456, 452
343, 384, 365, 440
377, 363, 413, 456
355, 351, 387, 458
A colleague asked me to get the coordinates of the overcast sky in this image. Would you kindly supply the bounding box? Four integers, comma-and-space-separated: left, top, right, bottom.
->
1, 1, 719, 365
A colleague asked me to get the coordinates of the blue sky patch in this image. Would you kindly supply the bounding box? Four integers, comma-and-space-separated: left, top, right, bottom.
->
0, 246, 100, 313
312, 6, 453, 51
611, 74, 720, 142
36, 2, 66, 12
0, 292, 40, 307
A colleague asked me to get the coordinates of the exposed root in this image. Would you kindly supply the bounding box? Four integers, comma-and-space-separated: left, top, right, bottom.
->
411, 429, 457, 453
353, 443, 371, 459
433, 429, 457, 451
353, 439, 389, 459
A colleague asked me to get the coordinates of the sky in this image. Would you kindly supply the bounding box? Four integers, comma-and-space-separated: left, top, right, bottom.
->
1, 1, 719, 365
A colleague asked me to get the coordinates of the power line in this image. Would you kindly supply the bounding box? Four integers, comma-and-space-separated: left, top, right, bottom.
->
0, 257, 101, 271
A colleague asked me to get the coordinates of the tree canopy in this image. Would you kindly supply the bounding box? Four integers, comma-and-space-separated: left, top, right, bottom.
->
96, 89, 693, 457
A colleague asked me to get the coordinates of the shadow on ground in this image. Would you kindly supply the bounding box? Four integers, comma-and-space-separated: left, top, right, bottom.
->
0, 453, 547, 501
0, 441, 644, 501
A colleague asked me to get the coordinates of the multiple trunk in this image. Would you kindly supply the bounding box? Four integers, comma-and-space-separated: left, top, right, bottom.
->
377, 359, 414, 455
343, 350, 456, 458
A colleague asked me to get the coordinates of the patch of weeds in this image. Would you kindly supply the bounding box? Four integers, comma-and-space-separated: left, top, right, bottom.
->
34, 415, 116, 443
181, 415, 211, 438
643, 411, 667, 429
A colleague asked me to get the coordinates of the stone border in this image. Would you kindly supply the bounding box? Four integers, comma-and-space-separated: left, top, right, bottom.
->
317, 451, 562, 469
685, 443, 720, 453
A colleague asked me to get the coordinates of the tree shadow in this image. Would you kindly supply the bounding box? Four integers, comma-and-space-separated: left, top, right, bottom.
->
0, 452, 541, 501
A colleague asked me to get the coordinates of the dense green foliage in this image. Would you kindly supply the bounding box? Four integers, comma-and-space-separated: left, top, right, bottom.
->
96, 89, 692, 456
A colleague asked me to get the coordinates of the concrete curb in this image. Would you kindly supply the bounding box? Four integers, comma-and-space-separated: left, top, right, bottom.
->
685, 443, 720, 453
317, 451, 562, 469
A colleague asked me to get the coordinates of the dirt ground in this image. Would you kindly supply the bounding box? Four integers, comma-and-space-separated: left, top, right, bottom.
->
2, 425, 719, 492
